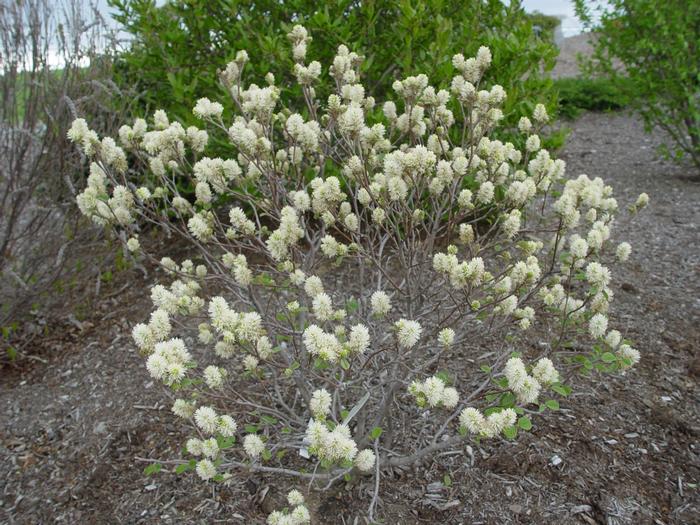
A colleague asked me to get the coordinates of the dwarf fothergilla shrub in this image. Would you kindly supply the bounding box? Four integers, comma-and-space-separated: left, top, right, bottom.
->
69, 25, 647, 502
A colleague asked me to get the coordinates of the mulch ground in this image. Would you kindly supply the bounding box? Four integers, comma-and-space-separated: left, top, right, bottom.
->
1, 111, 698, 524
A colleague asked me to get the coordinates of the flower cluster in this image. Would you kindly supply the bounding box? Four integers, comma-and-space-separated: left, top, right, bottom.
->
267, 490, 311, 525
409, 376, 459, 409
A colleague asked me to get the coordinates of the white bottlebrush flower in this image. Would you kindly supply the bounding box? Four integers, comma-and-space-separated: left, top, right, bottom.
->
504, 357, 527, 391
304, 275, 324, 298
533, 103, 549, 123
569, 237, 588, 259
605, 329, 622, 348
441, 387, 459, 408
291, 505, 311, 524
203, 366, 225, 389
635, 193, 649, 209
347, 324, 370, 354
243, 434, 265, 459
126, 237, 140, 252
195, 459, 217, 481
218, 415, 238, 437
484, 408, 517, 437
287, 489, 305, 507
459, 407, 485, 434
200, 437, 219, 459
515, 376, 541, 404
312, 292, 334, 321
476, 181, 494, 204
354, 449, 376, 472
525, 134, 541, 152
243, 354, 259, 372
616, 242, 631, 262
518, 116, 532, 133
589, 313, 608, 339
186, 438, 203, 456
370, 290, 392, 316
194, 406, 219, 434
395, 319, 422, 349
172, 399, 195, 419
193, 97, 224, 119
532, 358, 559, 386
437, 328, 455, 347
310, 388, 332, 419
617, 344, 640, 368
585, 262, 611, 288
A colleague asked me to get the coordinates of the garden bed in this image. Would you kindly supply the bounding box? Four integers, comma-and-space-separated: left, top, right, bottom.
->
1, 110, 697, 524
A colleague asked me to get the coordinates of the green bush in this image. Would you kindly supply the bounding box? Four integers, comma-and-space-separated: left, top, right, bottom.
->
555, 77, 632, 120
575, 0, 700, 171
109, 0, 558, 140
526, 11, 561, 41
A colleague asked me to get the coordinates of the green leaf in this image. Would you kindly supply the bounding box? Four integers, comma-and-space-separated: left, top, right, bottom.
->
443, 474, 452, 487
499, 392, 516, 408
244, 424, 259, 434
518, 416, 532, 430
503, 425, 518, 439
545, 399, 560, 410
144, 463, 162, 476
601, 352, 616, 363
261, 449, 272, 461
217, 436, 236, 449
340, 358, 350, 370
175, 461, 195, 474
370, 426, 383, 440
551, 383, 572, 396
260, 415, 278, 426
480, 364, 492, 374
345, 299, 359, 312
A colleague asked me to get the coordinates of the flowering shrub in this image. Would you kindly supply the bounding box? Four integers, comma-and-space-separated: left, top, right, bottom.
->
69, 26, 648, 506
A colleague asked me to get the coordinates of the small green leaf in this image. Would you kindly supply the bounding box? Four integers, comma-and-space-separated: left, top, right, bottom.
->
480, 364, 492, 374
436, 371, 451, 385
260, 415, 278, 425
144, 463, 162, 476
503, 425, 517, 439
261, 449, 272, 461
370, 426, 383, 440
217, 436, 236, 449
345, 299, 359, 312
443, 474, 452, 487
340, 358, 350, 370
545, 399, 560, 410
499, 392, 516, 408
601, 352, 616, 363
518, 416, 532, 431
244, 424, 259, 434
175, 461, 194, 474
551, 383, 572, 396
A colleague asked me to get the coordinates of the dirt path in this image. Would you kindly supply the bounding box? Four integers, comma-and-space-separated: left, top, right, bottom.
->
1, 111, 698, 524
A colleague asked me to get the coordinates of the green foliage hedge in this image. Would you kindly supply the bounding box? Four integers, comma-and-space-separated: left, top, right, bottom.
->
109, 0, 558, 139
555, 77, 632, 120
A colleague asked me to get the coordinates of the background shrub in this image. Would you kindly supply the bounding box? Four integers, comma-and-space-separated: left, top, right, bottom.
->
109, 0, 558, 140
575, 0, 700, 171
555, 77, 633, 120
